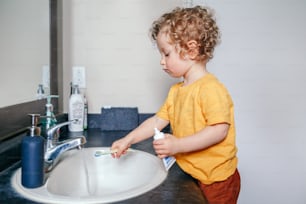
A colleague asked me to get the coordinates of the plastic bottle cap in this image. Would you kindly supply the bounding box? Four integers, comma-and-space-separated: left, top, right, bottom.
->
154, 128, 164, 140
72, 85, 80, 94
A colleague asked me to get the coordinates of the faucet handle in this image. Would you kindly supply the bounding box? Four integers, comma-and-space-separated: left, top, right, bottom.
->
47, 120, 77, 139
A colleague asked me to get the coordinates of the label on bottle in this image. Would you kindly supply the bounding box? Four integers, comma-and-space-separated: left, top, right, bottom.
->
84, 104, 88, 129
71, 101, 84, 123
69, 94, 84, 132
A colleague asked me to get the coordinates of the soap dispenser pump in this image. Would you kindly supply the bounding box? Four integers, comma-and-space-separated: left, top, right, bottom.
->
21, 114, 45, 188
41, 95, 58, 138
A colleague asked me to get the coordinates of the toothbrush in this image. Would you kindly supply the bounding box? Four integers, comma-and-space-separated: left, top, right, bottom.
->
94, 148, 133, 157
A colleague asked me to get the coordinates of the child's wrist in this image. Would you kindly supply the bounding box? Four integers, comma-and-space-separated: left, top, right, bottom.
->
176, 137, 185, 154
125, 134, 135, 146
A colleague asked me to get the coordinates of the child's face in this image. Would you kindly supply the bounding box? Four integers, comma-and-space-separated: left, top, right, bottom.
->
156, 32, 193, 78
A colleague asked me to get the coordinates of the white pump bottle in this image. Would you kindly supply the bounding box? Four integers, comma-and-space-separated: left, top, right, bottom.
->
68, 85, 84, 132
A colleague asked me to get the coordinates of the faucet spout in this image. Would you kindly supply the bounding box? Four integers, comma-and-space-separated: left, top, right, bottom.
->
44, 119, 87, 173
44, 136, 86, 172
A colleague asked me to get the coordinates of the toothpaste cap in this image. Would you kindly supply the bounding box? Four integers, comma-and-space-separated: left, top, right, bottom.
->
154, 128, 165, 140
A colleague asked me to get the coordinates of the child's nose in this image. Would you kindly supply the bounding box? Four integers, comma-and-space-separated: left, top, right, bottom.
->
160, 58, 165, 66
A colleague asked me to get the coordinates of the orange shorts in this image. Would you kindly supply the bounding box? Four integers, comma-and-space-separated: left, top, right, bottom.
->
198, 169, 241, 204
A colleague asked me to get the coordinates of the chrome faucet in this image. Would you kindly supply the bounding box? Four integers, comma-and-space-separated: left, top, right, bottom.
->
44, 119, 87, 172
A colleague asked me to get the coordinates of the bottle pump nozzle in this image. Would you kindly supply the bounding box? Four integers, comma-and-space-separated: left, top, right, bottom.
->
28, 114, 41, 136
45, 95, 59, 116
45, 95, 59, 105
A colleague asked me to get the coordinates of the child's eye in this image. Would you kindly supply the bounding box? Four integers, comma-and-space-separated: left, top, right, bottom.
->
165, 52, 170, 57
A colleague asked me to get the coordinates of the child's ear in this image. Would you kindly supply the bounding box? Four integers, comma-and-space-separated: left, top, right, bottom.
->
187, 40, 199, 59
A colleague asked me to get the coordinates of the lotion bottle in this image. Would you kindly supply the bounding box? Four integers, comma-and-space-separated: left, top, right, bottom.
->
68, 85, 84, 132
21, 114, 44, 188
153, 128, 176, 171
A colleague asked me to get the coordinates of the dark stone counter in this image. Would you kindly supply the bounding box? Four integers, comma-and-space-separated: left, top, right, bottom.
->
0, 129, 207, 204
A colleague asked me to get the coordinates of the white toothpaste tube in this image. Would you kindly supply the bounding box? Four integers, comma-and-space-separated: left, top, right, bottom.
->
153, 128, 176, 171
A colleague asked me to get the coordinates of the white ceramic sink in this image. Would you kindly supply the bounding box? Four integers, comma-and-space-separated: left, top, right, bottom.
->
11, 147, 168, 204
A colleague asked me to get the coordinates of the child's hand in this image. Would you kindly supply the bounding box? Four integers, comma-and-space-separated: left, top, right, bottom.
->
153, 133, 179, 158
111, 137, 131, 158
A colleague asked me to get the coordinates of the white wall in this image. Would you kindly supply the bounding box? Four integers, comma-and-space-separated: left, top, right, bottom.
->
63, 0, 181, 114
63, 0, 306, 203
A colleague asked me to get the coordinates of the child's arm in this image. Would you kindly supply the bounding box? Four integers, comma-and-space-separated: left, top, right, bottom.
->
153, 123, 229, 157
111, 115, 169, 158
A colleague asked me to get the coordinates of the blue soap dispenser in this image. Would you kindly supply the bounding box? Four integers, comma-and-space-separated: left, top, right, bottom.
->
21, 114, 45, 188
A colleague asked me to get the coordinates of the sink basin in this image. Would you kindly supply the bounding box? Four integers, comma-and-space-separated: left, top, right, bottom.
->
11, 147, 168, 204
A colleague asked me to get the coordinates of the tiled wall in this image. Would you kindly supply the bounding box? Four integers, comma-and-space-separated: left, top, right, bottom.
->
62, 1, 306, 203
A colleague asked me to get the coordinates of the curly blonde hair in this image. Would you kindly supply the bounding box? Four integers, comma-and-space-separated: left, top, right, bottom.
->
150, 6, 220, 62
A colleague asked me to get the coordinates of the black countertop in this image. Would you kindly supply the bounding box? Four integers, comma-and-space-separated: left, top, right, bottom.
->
0, 129, 207, 204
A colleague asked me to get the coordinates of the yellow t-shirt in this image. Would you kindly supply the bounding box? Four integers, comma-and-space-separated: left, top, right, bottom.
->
156, 73, 238, 184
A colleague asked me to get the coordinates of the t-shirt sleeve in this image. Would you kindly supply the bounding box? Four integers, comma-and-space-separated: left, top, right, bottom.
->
200, 83, 232, 126
156, 102, 169, 121
156, 87, 174, 121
